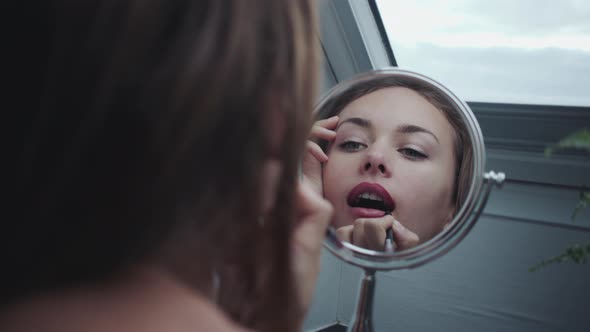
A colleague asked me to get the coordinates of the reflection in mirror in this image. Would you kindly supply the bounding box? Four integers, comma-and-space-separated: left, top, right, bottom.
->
308, 71, 474, 253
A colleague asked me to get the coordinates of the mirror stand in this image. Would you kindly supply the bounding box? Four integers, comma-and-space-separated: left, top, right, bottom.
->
347, 269, 376, 332
345, 171, 505, 332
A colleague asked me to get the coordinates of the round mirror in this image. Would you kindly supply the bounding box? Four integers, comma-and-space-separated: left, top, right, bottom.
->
313, 67, 505, 271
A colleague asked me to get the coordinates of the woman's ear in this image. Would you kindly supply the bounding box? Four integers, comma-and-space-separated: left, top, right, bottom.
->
259, 159, 283, 215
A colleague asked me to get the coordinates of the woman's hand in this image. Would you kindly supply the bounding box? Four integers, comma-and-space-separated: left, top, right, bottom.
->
336, 215, 420, 251
301, 116, 339, 195
291, 177, 333, 319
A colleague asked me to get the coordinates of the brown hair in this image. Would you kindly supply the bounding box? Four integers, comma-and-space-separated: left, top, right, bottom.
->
5, 1, 318, 331
314, 74, 473, 215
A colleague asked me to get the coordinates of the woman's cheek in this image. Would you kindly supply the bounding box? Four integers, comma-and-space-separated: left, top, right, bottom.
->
325, 153, 351, 178
322, 164, 341, 199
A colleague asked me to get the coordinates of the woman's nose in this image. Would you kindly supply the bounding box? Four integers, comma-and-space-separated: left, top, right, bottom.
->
361, 149, 391, 177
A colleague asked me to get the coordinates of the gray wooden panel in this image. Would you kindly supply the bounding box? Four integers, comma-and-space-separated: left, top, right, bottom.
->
303, 249, 343, 331
484, 182, 590, 227
337, 215, 590, 331
486, 149, 590, 189
471, 102, 590, 188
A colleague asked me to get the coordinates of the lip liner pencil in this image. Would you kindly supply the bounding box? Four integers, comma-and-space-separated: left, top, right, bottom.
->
384, 227, 394, 252
384, 211, 395, 252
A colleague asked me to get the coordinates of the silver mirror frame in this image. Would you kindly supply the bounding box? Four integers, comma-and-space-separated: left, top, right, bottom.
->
320, 67, 505, 271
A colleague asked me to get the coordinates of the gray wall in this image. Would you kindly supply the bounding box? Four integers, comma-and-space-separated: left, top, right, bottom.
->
337, 187, 590, 331
303, 249, 343, 330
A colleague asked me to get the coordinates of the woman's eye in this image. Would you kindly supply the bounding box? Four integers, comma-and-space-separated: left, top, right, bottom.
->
339, 141, 366, 152
399, 148, 427, 160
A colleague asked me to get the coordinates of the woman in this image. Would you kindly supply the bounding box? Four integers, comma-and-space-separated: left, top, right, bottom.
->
2, 1, 331, 331
304, 74, 473, 251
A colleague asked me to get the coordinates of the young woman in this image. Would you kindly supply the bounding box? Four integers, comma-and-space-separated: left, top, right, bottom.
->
304, 74, 473, 251
2, 1, 331, 331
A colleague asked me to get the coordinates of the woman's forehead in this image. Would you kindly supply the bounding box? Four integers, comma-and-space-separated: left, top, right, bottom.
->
338, 87, 448, 129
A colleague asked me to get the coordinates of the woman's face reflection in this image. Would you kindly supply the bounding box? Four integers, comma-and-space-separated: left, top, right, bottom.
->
323, 87, 457, 243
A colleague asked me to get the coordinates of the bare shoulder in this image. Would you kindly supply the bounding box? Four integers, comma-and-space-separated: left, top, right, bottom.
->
0, 292, 251, 332
0, 271, 252, 332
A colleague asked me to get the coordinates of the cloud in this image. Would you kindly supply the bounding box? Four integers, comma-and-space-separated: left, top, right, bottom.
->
457, 0, 590, 36
394, 44, 590, 106
376, 0, 590, 106
378, 0, 590, 51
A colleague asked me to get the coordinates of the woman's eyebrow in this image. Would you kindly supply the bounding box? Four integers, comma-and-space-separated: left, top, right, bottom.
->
396, 124, 439, 144
336, 117, 372, 131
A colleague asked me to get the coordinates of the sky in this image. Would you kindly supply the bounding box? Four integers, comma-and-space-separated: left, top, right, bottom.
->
376, 0, 590, 107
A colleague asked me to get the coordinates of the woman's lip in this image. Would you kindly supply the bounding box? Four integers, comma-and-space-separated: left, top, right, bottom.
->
346, 182, 395, 212
350, 207, 388, 218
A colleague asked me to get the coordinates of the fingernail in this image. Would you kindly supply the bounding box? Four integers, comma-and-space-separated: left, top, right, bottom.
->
393, 219, 401, 227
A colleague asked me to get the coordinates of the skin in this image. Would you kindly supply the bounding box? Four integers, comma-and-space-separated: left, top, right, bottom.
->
313, 87, 458, 251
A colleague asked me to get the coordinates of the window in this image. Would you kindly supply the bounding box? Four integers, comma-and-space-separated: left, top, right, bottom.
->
375, 0, 590, 107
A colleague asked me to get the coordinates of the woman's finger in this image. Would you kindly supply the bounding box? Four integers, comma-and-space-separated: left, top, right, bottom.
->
306, 141, 328, 163
362, 216, 394, 251
301, 144, 324, 195
314, 115, 339, 129
391, 219, 420, 250
336, 225, 353, 243
294, 179, 333, 254
351, 219, 368, 249
309, 125, 337, 141
291, 178, 334, 314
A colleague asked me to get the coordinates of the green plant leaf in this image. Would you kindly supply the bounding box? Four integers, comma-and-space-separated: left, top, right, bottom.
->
545, 128, 590, 157
534, 128, 590, 272
572, 191, 590, 221
529, 241, 590, 272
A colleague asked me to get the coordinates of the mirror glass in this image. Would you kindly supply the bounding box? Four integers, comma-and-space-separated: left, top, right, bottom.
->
309, 68, 486, 261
